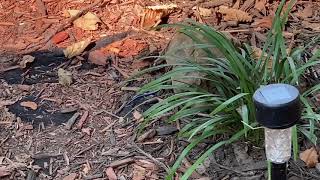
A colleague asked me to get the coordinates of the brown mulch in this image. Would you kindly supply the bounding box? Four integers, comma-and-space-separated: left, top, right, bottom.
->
1, 0, 320, 179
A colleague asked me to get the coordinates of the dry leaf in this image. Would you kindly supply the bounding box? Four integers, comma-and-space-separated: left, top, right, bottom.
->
251, 46, 272, 69
20, 101, 38, 110
252, 16, 273, 29
141, 4, 177, 29
254, 0, 267, 13
132, 164, 146, 180
52, 31, 69, 44
88, 50, 109, 66
218, 6, 252, 22
62, 173, 77, 180
296, 4, 313, 19
83, 163, 91, 175
193, 7, 211, 17
0, 166, 11, 177
63, 39, 91, 58
63, 10, 81, 18
58, 68, 73, 86
133, 110, 143, 122
105, 167, 117, 180
19, 55, 35, 69
74, 12, 101, 31
300, 147, 319, 168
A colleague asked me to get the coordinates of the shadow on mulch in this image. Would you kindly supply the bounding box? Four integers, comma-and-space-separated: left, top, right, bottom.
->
8, 95, 75, 126
0, 51, 81, 126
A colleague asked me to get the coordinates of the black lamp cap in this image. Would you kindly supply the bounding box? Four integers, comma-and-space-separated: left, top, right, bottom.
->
253, 83, 301, 129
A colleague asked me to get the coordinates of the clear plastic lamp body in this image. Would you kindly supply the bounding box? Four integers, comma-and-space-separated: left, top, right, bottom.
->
265, 127, 292, 163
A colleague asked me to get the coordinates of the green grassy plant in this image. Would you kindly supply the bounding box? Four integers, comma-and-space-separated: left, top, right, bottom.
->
137, 0, 320, 179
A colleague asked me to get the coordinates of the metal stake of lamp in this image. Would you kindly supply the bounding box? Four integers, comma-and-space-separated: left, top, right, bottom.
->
253, 84, 301, 180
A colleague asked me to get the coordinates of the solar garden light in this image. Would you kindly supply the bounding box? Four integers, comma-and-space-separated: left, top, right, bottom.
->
253, 84, 301, 180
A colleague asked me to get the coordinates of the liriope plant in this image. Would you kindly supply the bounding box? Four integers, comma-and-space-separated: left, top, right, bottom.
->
135, 0, 320, 179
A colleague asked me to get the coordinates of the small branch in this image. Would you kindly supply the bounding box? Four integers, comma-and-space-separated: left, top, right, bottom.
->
132, 143, 170, 173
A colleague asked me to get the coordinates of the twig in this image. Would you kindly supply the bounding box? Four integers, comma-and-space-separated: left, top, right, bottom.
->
74, 144, 96, 157
132, 143, 170, 173
65, 112, 80, 130
112, 64, 130, 78
84, 173, 103, 180
0, 134, 10, 146
49, 158, 53, 175
0, 65, 20, 73
212, 162, 253, 176
107, 158, 134, 167
121, 86, 140, 92
76, 111, 89, 129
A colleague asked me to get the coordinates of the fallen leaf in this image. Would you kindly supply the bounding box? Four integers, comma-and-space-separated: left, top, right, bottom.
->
20, 101, 38, 110
300, 147, 319, 168
63, 39, 91, 58
132, 164, 146, 180
105, 167, 117, 180
19, 55, 35, 68
63, 10, 81, 18
141, 4, 177, 29
133, 110, 143, 122
74, 12, 101, 31
296, 4, 313, 19
193, 7, 211, 17
251, 46, 273, 68
52, 31, 69, 44
0, 166, 11, 177
88, 50, 109, 65
58, 68, 73, 86
83, 163, 91, 175
81, 128, 91, 136
62, 173, 77, 180
254, 0, 267, 13
218, 6, 252, 22
252, 16, 273, 29
118, 39, 148, 57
